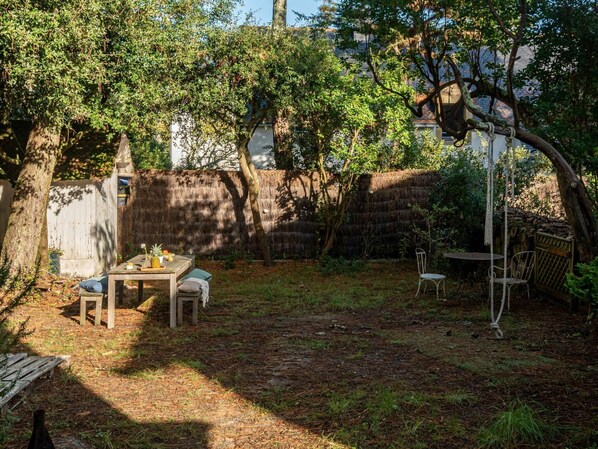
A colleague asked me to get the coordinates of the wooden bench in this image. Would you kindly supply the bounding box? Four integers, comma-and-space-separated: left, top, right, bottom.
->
1, 353, 69, 412
79, 288, 105, 326
176, 269, 212, 326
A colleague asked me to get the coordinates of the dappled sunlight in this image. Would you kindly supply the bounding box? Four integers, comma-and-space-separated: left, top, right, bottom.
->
4, 261, 596, 448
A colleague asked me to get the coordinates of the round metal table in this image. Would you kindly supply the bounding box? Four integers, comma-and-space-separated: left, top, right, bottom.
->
443, 252, 504, 295
443, 252, 504, 262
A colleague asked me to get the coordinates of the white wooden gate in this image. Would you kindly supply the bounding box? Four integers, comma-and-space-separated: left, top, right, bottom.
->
0, 174, 117, 277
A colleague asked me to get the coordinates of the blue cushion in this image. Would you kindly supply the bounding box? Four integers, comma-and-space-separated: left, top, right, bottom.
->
182, 268, 212, 282
79, 275, 108, 293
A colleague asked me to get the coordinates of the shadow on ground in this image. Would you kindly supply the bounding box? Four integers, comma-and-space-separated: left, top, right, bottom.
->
6, 261, 598, 448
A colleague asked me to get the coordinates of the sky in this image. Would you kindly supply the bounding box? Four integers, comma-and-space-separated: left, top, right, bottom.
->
237, 0, 323, 25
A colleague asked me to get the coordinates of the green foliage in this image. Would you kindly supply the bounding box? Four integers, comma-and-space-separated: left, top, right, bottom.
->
129, 132, 172, 170
495, 147, 553, 207
329, 0, 598, 259
565, 257, 598, 324
429, 148, 487, 251
524, 0, 598, 207
0, 0, 236, 160
224, 251, 241, 270
0, 257, 36, 443
288, 34, 413, 256
0, 412, 18, 447
149, 244, 163, 257
318, 256, 365, 276
411, 203, 460, 270
398, 129, 446, 170
185, 26, 298, 151
0, 123, 119, 182
478, 400, 550, 448
0, 257, 35, 356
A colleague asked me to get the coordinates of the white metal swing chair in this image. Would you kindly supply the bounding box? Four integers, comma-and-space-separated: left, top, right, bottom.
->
483, 122, 519, 339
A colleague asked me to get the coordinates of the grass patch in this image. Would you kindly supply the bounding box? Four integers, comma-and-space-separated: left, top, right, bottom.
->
0, 412, 18, 447
127, 368, 166, 381
289, 337, 330, 350
180, 359, 208, 371
6, 260, 591, 449
325, 287, 386, 311
208, 326, 239, 337
318, 257, 366, 276
328, 390, 365, 416
478, 400, 553, 448
367, 386, 402, 431
444, 390, 477, 405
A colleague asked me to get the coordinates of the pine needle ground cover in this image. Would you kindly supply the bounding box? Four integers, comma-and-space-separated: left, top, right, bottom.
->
4, 261, 597, 448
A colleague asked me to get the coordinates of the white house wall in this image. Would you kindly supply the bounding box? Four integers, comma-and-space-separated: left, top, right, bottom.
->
170, 117, 274, 170
247, 125, 274, 169
171, 119, 523, 169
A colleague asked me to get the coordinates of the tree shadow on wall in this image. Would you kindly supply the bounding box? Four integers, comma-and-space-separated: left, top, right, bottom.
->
121, 169, 439, 260
124, 170, 257, 257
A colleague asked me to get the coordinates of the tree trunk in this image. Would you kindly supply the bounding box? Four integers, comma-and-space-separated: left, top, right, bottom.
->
37, 210, 49, 274
272, 108, 294, 170
237, 140, 273, 266
272, 0, 287, 30
1, 121, 61, 274
271, 0, 292, 169
516, 129, 597, 262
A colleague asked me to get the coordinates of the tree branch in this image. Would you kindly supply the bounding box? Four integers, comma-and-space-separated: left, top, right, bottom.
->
485, 0, 516, 39
447, 56, 511, 128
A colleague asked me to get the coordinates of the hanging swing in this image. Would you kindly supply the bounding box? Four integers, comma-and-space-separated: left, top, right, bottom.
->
483, 123, 517, 339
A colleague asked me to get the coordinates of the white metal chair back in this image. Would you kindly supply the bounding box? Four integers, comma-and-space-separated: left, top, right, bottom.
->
415, 248, 427, 275
490, 250, 536, 310
511, 251, 535, 281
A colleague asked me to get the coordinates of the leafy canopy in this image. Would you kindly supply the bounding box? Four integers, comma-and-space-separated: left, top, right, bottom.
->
0, 0, 236, 134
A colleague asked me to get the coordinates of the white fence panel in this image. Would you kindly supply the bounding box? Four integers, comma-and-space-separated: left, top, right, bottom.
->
47, 172, 117, 276
0, 174, 117, 277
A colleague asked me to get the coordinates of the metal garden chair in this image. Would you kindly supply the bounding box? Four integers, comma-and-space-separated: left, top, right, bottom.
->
415, 248, 446, 301
489, 251, 536, 310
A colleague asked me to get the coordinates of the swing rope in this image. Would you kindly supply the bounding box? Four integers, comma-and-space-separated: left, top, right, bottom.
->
485, 124, 517, 339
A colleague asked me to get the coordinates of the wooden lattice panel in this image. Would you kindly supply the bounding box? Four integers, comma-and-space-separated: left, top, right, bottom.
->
535, 232, 574, 304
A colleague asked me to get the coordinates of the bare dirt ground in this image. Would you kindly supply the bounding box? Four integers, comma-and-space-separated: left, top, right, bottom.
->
4, 260, 597, 448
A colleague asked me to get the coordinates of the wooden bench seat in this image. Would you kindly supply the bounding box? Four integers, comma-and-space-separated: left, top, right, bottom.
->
79, 288, 105, 326
0, 353, 69, 412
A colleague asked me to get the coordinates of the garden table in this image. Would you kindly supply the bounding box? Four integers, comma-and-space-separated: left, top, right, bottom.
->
107, 254, 193, 329
443, 252, 504, 295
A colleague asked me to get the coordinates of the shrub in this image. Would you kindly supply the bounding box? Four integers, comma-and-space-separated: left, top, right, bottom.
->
411, 203, 460, 270
0, 257, 37, 445
318, 256, 365, 276
396, 129, 446, 170
428, 147, 487, 251
565, 256, 598, 324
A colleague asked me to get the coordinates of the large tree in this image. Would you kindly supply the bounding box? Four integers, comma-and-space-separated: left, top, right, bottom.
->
331, 0, 598, 262
183, 27, 307, 265
0, 0, 234, 272
292, 36, 413, 257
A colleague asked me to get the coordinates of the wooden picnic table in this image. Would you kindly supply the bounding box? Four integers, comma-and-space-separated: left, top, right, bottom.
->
107, 254, 194, 329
